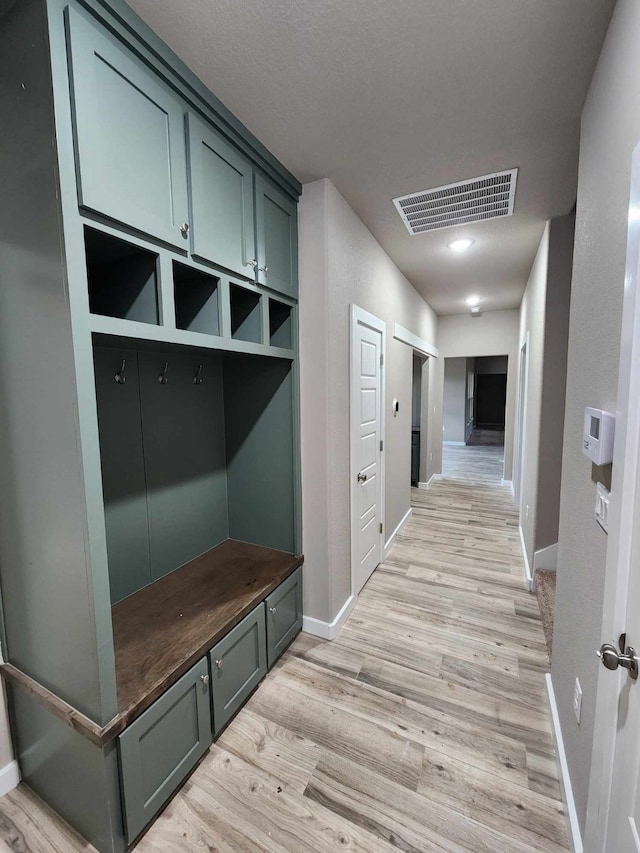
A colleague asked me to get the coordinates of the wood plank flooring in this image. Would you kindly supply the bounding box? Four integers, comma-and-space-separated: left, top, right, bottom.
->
442, 441, 505, 484
0, 476, 567, 852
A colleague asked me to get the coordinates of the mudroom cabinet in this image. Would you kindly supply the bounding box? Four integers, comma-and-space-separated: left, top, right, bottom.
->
0, 0, 303, 850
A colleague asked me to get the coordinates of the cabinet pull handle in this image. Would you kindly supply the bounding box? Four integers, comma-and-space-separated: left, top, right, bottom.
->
114, 359, 126, 385
215, 659, 223, 669
180, 222, 190, 238
259, 265, 268, 274
200, 674, 210, 685
269, 606, 277, 615
245, 259, 257, 269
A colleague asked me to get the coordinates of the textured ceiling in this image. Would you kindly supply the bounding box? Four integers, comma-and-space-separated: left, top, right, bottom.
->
126, 0, 615, 315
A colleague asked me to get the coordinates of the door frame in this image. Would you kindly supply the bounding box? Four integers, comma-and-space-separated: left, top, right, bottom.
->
513, 333, 529, 504
350, 305, 386, 598
584, 143, 640, 852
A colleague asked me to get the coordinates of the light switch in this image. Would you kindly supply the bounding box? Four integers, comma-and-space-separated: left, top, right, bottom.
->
595, 482, 610, 533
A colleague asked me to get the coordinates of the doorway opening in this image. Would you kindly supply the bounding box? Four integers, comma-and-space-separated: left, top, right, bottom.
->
442, 355, 508, 483
411, 352, 429, 487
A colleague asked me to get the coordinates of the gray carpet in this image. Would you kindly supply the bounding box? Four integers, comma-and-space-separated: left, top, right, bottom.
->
535, 570, 556, 661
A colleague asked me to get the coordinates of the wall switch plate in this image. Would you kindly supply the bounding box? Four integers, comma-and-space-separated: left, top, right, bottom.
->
595, 482, 610, 533
525, 504, 530, 521
573, 678, 582, 724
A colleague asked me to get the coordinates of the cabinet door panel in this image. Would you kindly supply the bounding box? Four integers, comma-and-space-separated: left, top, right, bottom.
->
66, 8, 189, 248
119, 658, 211, 843
265, 567, 302, 668
209, 605, 266, 735
187, 115, 255, 278
255, 177, 298, 298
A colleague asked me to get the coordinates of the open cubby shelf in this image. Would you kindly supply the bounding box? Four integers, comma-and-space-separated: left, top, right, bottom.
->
269, 299, 293, 349
173, 261, 220, 336
85, 227, 160, 325
230, 283, 262, 343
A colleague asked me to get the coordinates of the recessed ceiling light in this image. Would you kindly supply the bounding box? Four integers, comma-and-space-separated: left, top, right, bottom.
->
465, 295, 480, 307
470, 306, 481, 314
448, 238, 474, 252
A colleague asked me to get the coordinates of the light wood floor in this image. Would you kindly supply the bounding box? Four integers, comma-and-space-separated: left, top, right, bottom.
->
442, 442, 505, 484
0, 477, 567, 852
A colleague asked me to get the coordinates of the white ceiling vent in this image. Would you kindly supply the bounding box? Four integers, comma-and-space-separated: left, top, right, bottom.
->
393, 168, 518, 235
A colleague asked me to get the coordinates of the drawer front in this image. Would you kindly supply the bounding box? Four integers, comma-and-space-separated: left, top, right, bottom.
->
265, 567, 303, 669
209, 604, 266, 735
118, 658, 212, 843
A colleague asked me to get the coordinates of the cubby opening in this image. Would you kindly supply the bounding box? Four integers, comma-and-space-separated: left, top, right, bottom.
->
85, 227, 159, 324
269, 299, 293, 349
230, 284, 262, 343
173, 262, 220, 336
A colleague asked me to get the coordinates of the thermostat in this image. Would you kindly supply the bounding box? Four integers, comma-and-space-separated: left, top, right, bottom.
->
583, 408, 615, 466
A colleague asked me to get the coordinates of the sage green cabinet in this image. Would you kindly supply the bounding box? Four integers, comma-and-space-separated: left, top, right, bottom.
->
118, 658, 212, 844
265, 567, 303, 668
67, 8, 189, 248
209, 605, 266, 735
255, 176, 298, 298
187, 114, 256, 278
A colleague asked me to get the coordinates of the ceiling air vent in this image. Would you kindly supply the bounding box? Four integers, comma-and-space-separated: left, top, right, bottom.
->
393, 168, 518, 235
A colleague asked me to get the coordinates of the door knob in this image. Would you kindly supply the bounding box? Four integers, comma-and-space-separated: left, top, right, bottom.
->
597, 642, 639, 679
357, 472, 368, 483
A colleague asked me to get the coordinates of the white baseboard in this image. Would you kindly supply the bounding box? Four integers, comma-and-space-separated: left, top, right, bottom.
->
418, 473, 442, 490
384, 507, 412, 556
534, 542, 558, 573
302, 594, 356, 640
0, 760, 20, 797
443, 440, 466, 446
519, 525, 533, 590
545, 674, 583, 853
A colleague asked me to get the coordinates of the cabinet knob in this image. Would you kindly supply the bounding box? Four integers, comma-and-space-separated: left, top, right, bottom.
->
200, 674, 210, 685
269, 606, 277, 615
259, 265, 268, 274
215, 659, 223, 670
180, 222, 190, 238
245, 259, 257, 269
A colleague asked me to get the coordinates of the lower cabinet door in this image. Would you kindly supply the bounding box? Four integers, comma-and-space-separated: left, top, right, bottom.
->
265, 567, 303, 669
210, 604, 266, 735
118, 658, 212, 843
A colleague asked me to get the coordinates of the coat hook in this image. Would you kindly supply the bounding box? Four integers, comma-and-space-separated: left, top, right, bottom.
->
158, 362, 169, 384
114, 359, 126, 385
193, 364, 204, 385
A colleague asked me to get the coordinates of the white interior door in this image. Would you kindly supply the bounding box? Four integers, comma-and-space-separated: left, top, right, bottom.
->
351, 306, 384, 596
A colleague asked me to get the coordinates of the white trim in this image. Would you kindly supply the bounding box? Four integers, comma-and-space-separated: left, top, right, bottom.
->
418, 473, 442, 489
502, 479, 514, 495
0, 760, 20, 797
513, 332, 530, 505
443, 440, 466, 446
519, 525, 533, 590
393, 322, 439, 359
384, 507, 412, 556
534, 542, 558, 573
350, 305, 386, 599
302, 595, 356, 640
545, 674, 583, 853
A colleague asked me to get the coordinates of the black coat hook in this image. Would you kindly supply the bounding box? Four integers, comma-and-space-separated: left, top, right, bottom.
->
158, 362, 169, 384
115, 359, 126, 385
193, 364, 204, 385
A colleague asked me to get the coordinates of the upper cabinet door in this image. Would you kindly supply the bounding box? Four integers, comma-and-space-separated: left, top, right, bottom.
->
187, 114, 256, 279
255, 176, 298, 299
66, 9, 189, 249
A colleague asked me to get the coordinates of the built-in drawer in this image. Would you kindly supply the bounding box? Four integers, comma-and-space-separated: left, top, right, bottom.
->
118, 657, 212, 843
265, 566, 303, 669
209, 604, 266, 735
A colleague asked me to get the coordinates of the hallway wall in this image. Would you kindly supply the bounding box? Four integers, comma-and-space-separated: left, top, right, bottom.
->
442, 357, 467, 443
298, 178, 438, 625
552, 0, 639, 833
434, 310, 520, 479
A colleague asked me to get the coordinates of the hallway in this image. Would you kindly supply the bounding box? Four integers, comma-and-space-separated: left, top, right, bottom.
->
0, 478, 567, 852
441, 442, 505, 485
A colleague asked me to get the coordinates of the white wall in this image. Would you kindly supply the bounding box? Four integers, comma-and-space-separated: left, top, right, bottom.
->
299, 178, 438, 624
552, 0, 639, 831
443, 357, 467, 443
435, 310, 520, 479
